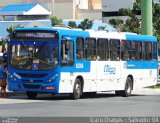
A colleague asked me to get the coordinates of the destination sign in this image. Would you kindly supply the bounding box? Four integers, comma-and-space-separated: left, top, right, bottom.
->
13, 31, 58, 39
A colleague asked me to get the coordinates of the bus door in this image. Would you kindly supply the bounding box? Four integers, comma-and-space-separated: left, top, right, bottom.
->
60, 36, 75, 93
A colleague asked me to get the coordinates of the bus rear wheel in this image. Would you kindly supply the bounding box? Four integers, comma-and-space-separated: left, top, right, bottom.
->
83, 92, 97, 97
115, 91, 123, 96
26, 91, 38, 99
121, 77, 133, 97
70, 79, 82, 100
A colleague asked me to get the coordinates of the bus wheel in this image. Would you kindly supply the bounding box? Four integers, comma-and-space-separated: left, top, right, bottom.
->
122, 77, 132, 97
83, 92, 97, 97
71, 79, 82, 100
26, 91, 38, 99
115, 91, 122, 96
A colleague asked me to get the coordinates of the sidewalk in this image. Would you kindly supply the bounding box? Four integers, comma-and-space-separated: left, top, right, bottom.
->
6, 91, 25, 96
132, 88, 160, 95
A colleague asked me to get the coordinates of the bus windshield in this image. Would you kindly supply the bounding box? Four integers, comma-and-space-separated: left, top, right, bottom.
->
10, 41, 58, 70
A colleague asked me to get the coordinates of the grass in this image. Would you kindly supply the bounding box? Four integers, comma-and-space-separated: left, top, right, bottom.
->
146, 84, 160, 89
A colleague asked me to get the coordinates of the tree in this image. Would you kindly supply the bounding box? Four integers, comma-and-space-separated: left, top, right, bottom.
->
119, 8, 132, 16
109, 0, 141, 34
50, 16, 63, 26
109, 18, 123, 31
78, 19, 93, 30
68, 21, 77, 28
7, 25, 22, 38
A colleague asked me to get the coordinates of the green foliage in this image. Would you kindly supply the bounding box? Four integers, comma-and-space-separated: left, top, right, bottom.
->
109, 1, 141, 34
122, 14, 141, 34
119, 8, 132, 16
0, 40, 8, 45
147, 84, 160, 89
7, 25, 21, 34
133, 0, 141, 11
68, 21, 77, 28
78, 19, 93, 30
152, 2, 160, 42
50, 16, 63, 26
7, 25, 22, 38
109, 18, 123, 30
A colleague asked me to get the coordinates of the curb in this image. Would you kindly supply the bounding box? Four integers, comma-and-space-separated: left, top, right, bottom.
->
7, 91, 26, 96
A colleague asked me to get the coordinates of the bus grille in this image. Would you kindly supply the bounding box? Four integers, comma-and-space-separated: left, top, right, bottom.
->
17, 73, 48, 78
23, 84, 41, 89
21, 79, 43, 83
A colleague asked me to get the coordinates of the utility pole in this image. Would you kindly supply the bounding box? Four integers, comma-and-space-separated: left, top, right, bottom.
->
141, 0, 152, 35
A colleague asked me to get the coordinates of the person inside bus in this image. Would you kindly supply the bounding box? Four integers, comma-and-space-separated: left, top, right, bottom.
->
123, 50, 130, 60
64, 51, 70, 61
77, 51, 84, 59
3, 48, 7, 62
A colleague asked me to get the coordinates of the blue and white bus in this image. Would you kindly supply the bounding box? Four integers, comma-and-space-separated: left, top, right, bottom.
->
7, 27, 158, 99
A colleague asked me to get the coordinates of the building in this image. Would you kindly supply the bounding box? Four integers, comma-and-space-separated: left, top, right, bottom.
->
0, 3, 52, 39
102, 0, 138, 23
102, 0, 160, 23
0, 0, 102, 20
0, 3, 51, 21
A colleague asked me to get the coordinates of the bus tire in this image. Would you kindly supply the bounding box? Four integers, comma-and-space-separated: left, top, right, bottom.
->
70, 79, 82, 100
115, 91, 122, 96
121, 77, 132, 97
83, 92, 97, 97
26, 91, 38, 99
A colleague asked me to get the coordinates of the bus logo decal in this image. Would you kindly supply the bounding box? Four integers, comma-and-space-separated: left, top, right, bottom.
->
104, 65, 116, 74
76, 63, 84, 69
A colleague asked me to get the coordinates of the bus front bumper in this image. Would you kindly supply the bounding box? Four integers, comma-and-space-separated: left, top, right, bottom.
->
8, 80, 59, 93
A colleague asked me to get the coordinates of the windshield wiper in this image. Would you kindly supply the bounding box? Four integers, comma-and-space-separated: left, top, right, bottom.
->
20, 40, 31, 56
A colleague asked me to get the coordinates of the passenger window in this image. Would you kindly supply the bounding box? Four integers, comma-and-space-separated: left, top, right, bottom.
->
76, 38, 84, 60
152, 42, 157, 60
121, 40, 131, 61
132, 41, 142, 60
85, 38, 96, 60
143, 42, 152, 60
61, 40, 74, 66
97, 38, 109, 60
110, 39, 120, 61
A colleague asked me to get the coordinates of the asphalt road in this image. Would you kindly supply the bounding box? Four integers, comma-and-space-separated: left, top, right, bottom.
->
0, 89, 160, 118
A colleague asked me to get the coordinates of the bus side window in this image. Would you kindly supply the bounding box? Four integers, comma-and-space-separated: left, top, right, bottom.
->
121, 40, 131, 61
61, 40, 74, 66
97, 38, 109, 61
152, 42, 157, 60
132, 41, 142, 60
110, 39, 120, 61
76, 38, 84, 60
143, 42, 152, 60
85, 38, 97, 60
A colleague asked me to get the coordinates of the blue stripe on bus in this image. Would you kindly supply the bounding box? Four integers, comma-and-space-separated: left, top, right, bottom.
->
126, 61, 158, 69
61, 61, 91, 72
125, 34, 157, 42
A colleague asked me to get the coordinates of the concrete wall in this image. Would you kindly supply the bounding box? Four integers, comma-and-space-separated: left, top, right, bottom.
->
102, 0, 135, 12
54, 3, 74, 19
0, 0, 23, 7
77, 9, 102, 20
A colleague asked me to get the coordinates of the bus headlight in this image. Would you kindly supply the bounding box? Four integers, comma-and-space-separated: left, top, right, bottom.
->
8, 72, 21, 82
47, 74, 58, 83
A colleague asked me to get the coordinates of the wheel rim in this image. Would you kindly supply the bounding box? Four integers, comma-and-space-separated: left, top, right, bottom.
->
75, 82, 81, 96
126, 83, 131, 94
126, 79, 132, 94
